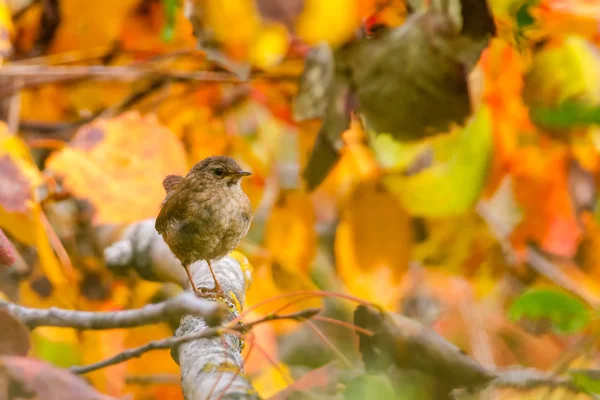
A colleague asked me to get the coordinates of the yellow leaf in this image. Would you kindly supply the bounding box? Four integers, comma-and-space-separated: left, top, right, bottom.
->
251, 362, 293, 399
524, 36, 600, 108
335, 179, 412, 310
316, 120, 380, 202
229, 250, 253, 293
20, 85, 70, 123
67, 81, 132, 117
45, 112, 188, 224
0, 0, 12, 64
296, 0, 361, 47
0, 128, 66, 286
264, 191, 316, 275
30, 203, 67, 286
201, 0, 261, 59
248, 22, 290, 70
377, 107, 493, 217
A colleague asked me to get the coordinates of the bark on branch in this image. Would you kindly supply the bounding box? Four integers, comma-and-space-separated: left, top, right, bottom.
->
103, 219, 257, 400
0, 292, 225, 330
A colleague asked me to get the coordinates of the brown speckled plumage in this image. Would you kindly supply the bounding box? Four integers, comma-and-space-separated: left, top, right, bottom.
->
155, 156, 252, 296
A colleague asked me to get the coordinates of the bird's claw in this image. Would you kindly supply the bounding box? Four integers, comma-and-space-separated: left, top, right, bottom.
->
192, 285, 224, 298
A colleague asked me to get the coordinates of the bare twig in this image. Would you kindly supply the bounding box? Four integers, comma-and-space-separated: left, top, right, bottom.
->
491, 368, 582, 393
1, 292, 224, 330
69, 308, 319, 375
125, 373, 180, 385
0, 65, 298, 97
6, 79, 21, 133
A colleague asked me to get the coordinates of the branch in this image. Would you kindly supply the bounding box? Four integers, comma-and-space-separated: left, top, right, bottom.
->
0, 292, 225, 330
69, 309, 319, 375
354, 306, 587, 397
491, 368, 581, 393
101, 219, 257, 399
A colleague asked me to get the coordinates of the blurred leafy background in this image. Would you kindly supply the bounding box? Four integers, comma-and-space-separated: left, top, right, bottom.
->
2, 0, 600, 398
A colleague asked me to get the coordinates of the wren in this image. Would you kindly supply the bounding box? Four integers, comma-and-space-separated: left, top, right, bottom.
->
155, 156, 252, 297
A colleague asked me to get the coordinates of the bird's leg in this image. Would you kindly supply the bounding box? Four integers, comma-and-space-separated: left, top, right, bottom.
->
183, 263, 203, 297
206, 260, 223, 294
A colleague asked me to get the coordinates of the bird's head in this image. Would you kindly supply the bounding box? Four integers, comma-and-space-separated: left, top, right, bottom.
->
190, 156, 252, 188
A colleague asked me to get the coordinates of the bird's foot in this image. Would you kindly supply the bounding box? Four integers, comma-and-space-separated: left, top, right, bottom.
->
192, 285, 223, 299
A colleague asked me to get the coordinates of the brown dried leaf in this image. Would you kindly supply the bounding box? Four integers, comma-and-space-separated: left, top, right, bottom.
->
0, 155, 30, 213
0, 228, 16, 266
45, 112, 188, 224
0, 356, 115, 400
0, 310, 30, 356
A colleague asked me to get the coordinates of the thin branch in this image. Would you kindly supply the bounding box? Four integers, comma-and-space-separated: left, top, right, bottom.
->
125, 373, 180, 385
69, 308, 320, 375
490, 368, 582, 393
1, 292, 225, 330
305, 319, 354, 368
0, 65, 298, 97
356, 305, 588, 396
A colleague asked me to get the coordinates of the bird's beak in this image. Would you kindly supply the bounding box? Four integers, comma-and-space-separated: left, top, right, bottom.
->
232, 171, 252, 177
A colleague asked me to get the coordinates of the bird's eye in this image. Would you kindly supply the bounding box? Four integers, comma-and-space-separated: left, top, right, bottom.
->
213, 167, 225, 176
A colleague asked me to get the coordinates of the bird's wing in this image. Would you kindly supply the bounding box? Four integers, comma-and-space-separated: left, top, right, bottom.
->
155, 187, 187, 234
162, 175, 184, 194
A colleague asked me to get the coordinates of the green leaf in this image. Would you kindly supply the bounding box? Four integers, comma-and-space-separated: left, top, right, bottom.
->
508, 289, 590, 334
515, 1, 538, 30
373, 106, 492, 217
344, 374, 397, 400
31, 329, 81, 368
161, 0, 178, 43
531, 102, 600, 130
570, 369, 600, 394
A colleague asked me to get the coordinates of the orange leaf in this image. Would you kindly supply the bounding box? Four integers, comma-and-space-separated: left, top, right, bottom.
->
533, 0, 600, 41
511, 145, 583, 257
124, 324, 183, 400
50, 0, 140, 53
242, 310, 278, 376
45, 112, 188, 224
480, 39, 536, 195
245, 260, 322, 334
81, 329, 127, 397
119, 0, 195, 53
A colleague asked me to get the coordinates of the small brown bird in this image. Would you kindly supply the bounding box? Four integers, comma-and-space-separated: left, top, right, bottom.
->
155, 156, 252, 296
